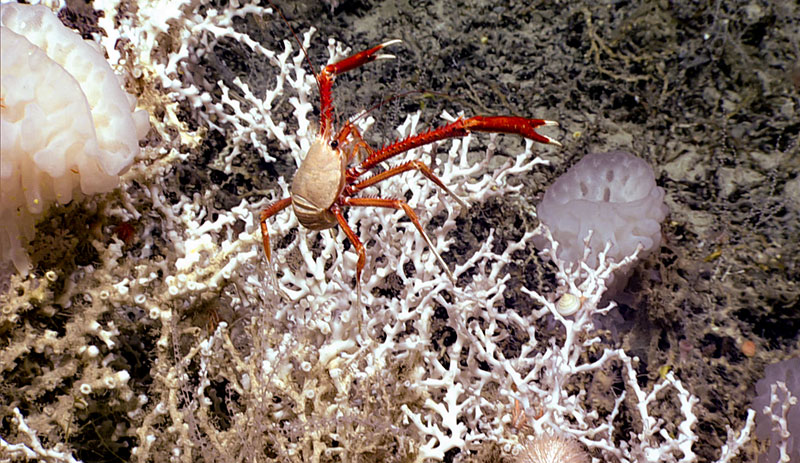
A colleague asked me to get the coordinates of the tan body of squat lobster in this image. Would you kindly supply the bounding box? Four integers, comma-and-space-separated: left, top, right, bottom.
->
260, 39, 559, 290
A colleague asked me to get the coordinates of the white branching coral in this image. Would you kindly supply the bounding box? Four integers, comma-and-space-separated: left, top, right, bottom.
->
0, 408, 81, 463
0, 1, 780, 463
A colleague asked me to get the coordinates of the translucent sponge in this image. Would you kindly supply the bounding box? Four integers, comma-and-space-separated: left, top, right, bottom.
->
534, 151, 668, 269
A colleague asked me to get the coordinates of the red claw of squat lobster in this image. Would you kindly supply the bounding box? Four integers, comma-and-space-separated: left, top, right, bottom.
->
461, 116, 562, 147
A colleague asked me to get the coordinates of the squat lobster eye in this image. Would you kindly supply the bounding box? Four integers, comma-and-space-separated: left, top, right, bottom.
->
330, 140, 339, 149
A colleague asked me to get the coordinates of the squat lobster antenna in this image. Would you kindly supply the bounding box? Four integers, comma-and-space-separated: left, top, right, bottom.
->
265, 1, 322, 85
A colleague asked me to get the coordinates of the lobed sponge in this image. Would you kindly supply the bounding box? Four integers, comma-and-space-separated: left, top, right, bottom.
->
0, 3, 149, 274
534, 151, 668, 271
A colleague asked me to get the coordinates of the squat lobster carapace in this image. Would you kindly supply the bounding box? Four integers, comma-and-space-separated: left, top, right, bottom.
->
259, 40, 559, 298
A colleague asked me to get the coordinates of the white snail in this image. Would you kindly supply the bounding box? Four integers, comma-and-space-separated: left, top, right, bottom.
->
556, 294, 582, 316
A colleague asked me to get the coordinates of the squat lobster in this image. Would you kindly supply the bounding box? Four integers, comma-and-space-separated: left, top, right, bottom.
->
259, 40, 559, 290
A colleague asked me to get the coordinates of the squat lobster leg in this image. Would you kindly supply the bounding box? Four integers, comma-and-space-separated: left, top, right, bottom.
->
340, 197, 453, 281
336, 121, 374, 164
345, 161, 467, 208
259, 197, 292, 296
259, 197, 292, 264
330, 203, 367, 298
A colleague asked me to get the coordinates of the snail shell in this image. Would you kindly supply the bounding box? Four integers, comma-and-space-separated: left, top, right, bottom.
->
556, 294, 581, 316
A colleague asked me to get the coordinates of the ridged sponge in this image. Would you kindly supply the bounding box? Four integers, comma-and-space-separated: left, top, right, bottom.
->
0, 3, 149, 274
